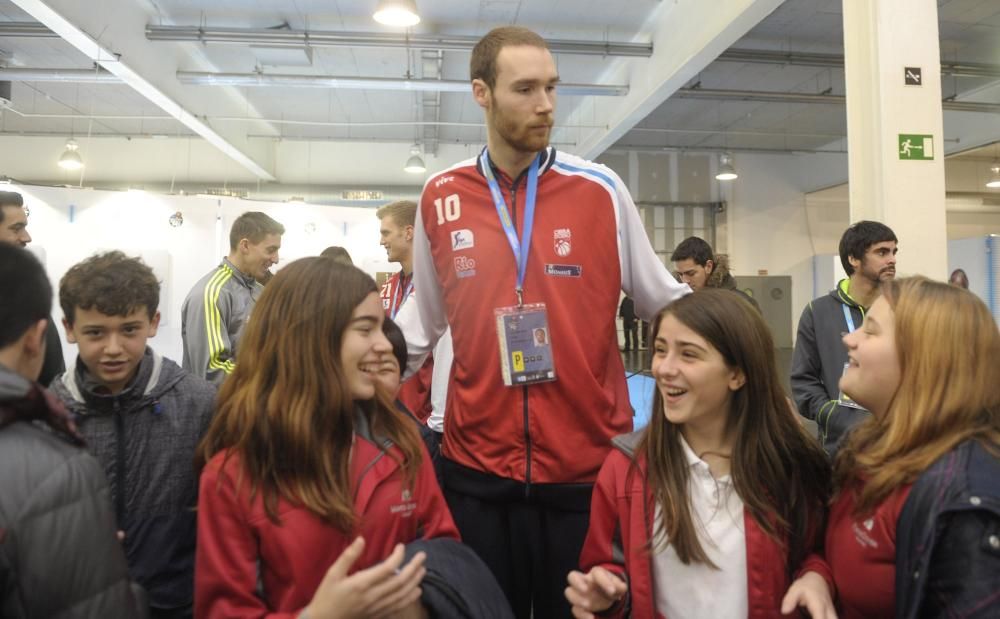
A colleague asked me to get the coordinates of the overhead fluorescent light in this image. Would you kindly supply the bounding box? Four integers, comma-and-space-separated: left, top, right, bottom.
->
373, 0, 421, 27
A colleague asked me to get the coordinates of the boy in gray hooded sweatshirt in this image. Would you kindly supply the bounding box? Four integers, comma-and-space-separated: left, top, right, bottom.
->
51, 251, 216, 619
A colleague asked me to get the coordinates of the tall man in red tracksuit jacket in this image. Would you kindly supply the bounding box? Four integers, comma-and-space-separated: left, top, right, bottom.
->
397, 26, 689, 618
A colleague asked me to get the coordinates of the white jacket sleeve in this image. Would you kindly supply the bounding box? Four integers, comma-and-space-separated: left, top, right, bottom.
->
397, 194, 448, 376
615, 180, 691, 320
427, 328, 453, 433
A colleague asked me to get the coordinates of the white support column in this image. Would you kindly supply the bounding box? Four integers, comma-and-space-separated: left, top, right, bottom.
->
843, 0, 948, 279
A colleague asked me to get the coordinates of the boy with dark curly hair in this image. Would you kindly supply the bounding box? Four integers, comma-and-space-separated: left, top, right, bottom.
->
51, 251, 216, 619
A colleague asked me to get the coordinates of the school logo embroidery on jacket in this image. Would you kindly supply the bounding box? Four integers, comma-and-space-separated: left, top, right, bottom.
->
852, 518, 878, 549
390, 488, 417, 518
554, 228, 572, 257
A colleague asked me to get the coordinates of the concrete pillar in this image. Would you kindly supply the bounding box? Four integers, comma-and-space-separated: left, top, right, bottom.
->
843, 0, 947, 279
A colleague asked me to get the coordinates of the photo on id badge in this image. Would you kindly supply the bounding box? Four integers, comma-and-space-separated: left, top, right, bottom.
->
495, 304, 557, 386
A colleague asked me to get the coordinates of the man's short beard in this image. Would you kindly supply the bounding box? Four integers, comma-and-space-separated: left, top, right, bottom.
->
490, 105, 550, 154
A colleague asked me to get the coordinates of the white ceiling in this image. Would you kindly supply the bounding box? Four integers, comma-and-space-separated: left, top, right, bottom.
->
0, 0, 997, 195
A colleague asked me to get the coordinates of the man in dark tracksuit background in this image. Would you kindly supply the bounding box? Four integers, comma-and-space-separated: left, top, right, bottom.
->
791, 220, 898, 455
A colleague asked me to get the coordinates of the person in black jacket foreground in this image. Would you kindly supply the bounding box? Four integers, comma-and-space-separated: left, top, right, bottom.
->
0, 243, 145, 618
784, 276, 1000, 618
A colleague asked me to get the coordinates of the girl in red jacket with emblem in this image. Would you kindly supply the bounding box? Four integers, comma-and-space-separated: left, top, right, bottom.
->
785, 277, 1000, 618
567, 289, 834, 619
194, 258, 458, 619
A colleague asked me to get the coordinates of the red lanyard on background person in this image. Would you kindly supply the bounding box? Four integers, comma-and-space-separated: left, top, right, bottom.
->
390, 271, 414, 320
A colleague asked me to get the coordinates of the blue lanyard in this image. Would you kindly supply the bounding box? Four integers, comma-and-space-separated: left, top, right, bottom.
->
480, 150, 541, 306
843, 305, 857, 333
390, 275, 413, 320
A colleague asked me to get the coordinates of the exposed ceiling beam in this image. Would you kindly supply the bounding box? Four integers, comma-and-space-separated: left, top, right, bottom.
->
606, 145, 849, 155
719, 48, 1000, 79
144, 25, 653, 57
420, 49, 443, 157
630, 126, 846, 139
0, 21, 51, 36
0, 67, 628, 96
6, 21, 998, 78
565, 0, 787, 159
8, 0, 276, 181
0, 67, 118, 82
674, 87, 1000, 113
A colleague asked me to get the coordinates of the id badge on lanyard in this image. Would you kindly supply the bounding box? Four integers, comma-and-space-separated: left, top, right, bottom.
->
483, 150, 557, 387
838, 305, 868, 411
495, 303, 556, 386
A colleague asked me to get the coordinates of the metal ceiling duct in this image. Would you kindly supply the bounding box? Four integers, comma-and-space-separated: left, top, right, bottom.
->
145, 25, 653, 57
176, 72, 629, 96
718, 48, 1000, 80
0, 68, 118, 83
674, 87, 1000, 114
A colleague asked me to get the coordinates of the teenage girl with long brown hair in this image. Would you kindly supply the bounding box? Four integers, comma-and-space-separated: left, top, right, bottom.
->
194, 259, 458, 618
566, 289, 833, 618
785, 277, 1000, 618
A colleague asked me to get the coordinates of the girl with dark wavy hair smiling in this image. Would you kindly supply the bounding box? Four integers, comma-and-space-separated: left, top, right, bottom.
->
786, 277, 1000, 618
567, 289, 832, 619
194, 258, 458, 618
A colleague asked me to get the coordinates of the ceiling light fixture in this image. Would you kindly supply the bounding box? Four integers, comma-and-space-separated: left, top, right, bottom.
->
986, 164, 1000, 189
11, 0, 275, 181
404, 145, 426, 173
58, 139, 84, 170
715, 152, 738, 181
373, 0, 420, 27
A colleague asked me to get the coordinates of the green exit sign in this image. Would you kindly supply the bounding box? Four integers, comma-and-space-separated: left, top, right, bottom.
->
898, 134, 934, 160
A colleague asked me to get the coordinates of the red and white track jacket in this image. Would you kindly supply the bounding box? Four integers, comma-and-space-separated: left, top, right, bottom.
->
400, 147, 689, 485
580, 431, 834, 618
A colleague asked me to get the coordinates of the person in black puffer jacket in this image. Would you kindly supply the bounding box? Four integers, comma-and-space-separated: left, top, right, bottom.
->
0, 243, 145, 618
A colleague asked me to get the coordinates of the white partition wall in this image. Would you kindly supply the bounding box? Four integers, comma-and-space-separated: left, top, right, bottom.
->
16, 183, 397, 367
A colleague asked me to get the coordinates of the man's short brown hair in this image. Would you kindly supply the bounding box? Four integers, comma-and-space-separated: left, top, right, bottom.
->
375, 200, 417, 228
59, 251, 160, 326
470, 26, 549, 90
0, 191, 24, 224
229, 211, 284, 251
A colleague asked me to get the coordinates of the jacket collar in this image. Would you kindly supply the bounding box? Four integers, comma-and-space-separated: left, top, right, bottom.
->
835, 278, 865, 311
222, 257, 257, 289
0, 361, 31, 402
0, 362, 85, 444
474, 145, 557, 186
62, 347, 163, 412
611, 428, 645, 458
